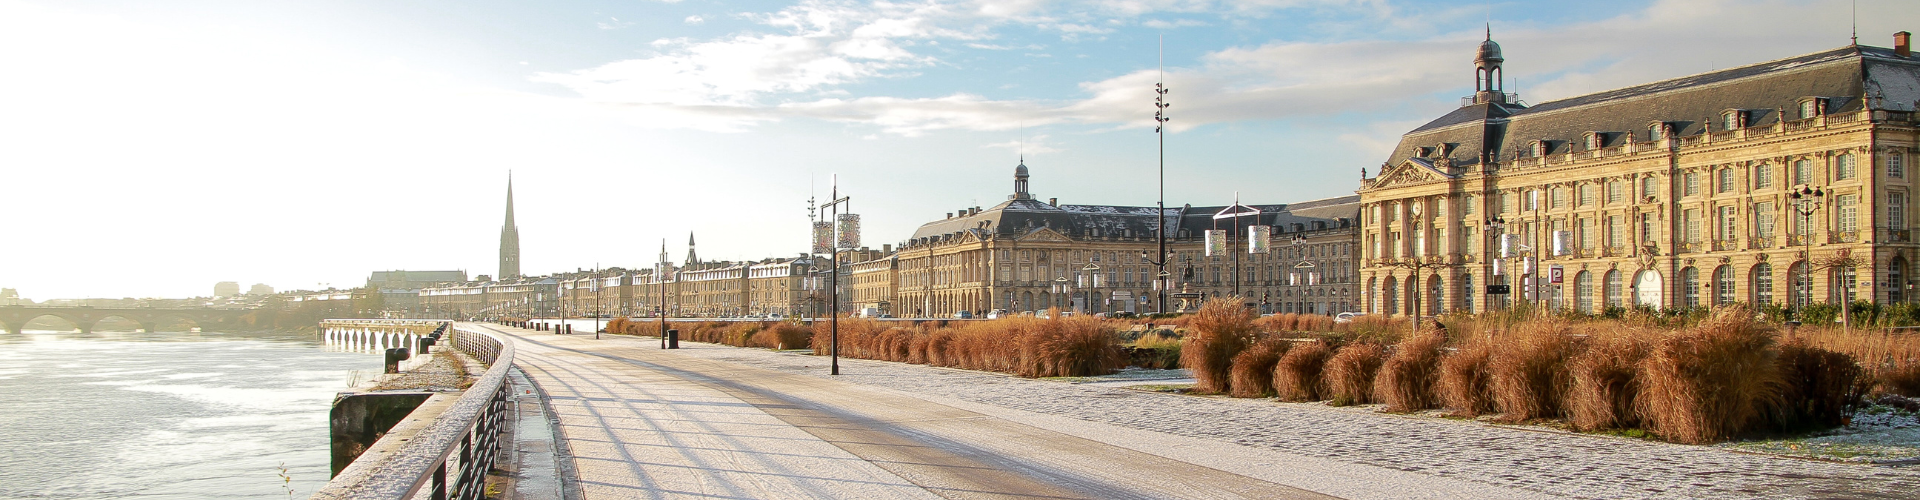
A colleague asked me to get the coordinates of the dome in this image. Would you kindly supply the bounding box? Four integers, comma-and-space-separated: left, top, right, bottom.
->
1475, 39, 1503, 64
1015, 162, 1029, 178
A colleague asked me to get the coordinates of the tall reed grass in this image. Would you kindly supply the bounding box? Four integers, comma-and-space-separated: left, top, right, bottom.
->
1180, 299, 1258, 394
1375, 332, 1446, 412
1326, 343, 1386, 406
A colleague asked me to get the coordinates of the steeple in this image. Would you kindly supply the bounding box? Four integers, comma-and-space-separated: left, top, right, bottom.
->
1011, 158, 1032, 200
1472, 25, 1507, 105
499, 173, 522, 280
684, 232, 699, 266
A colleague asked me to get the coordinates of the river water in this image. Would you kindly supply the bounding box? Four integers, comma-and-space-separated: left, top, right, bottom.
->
0, 329, 380, 499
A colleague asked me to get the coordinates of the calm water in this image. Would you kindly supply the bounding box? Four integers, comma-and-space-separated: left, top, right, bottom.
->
0, 329, 380, 499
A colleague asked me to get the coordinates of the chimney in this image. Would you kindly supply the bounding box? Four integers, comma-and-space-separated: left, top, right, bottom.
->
882, 244, 892, 253
945, 212, 953, 219
1898, 31, 1912, 58
1049, 198, 1058, 207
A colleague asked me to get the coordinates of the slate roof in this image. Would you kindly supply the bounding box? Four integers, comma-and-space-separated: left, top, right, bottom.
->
905, 189, 1358, 247
1385, 44, 1920, 170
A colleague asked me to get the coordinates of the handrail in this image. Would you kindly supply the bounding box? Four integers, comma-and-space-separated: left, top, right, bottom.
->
312, 325, 513, 500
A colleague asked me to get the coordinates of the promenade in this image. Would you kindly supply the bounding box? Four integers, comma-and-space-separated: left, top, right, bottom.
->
481, 323, 1914, 499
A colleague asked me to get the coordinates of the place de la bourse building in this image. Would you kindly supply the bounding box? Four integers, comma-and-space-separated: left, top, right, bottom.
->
894, 163, 1360, 318
1357, 33, 1919, 317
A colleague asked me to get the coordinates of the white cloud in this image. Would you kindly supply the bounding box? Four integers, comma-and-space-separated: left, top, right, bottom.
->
1140, 18, 1207, 29
684, 15, 704, 25
596, 17, 634, 30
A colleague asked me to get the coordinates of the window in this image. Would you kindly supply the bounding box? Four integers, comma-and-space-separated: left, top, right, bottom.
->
1837, 194, 1859, 233
1463, 195, 1477, 215
1499, 192, 1513, 214
1525, 189, 1539, 211
1531, 141, 1547, 157
1585, 133, 1601, 150
1462, 274, 1474, 313
1684, 172, 1701, 197
1836, 154, 1857, 181
1605, 270, 1624, 309
1578, 185, 1593, 206
1683, 267, 1701, 308
1892, 151, 1907, 179
1793, 159, 1813, 185
1649, 123, 1665, 141
1640, 213, 1657, 243
1723, 110, 1742, 130
1551, 187, 1568, 209
1754, 164, 1774, 189
1892, 192, 1908, 230
1800, 99, 1818, 119
1753, 263, 1774, 305
1718, 206, 1738, 241
1683, 208, 1701, 243
1576, 271, 1594, 313
1641, 176, 1658, 200
1755, 202, 1777, 237
1607, 180, 1624, 204
1715, 266, 1736, 305
1607, 216, 1625, 248
1718, 168, 1735, 194
1835, 265, 1857, 304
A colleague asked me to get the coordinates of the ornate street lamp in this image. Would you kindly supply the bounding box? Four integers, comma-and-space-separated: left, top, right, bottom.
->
1788, 185, 1826, 320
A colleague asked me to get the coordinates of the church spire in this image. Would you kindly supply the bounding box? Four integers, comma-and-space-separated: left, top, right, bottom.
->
684, 231, 699, 266
499, 172, 522, 280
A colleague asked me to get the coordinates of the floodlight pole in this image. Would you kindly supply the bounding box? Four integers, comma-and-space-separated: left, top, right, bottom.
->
817, 176, 851, 375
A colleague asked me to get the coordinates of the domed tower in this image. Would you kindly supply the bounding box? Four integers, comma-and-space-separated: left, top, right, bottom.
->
1011, 159, 1032, 200
1474, 26, 1507, 105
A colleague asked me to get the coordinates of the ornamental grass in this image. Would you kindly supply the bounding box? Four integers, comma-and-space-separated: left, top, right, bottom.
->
1274, 340, 1333, 402
1228, 335, 1291, 398
1180, 298, 1258, 394
1325, 343, 1386, 406
1374, 331, 1446, 412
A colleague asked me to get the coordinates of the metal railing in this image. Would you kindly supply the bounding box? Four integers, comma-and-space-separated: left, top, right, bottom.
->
312, 325, 513, 500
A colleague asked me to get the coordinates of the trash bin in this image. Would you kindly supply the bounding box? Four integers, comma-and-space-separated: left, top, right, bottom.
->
667, 329, 680, 349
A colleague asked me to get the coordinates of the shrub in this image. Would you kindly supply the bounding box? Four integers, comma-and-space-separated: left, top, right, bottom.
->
1129, 331, 1182, 368
1486, 320, 1581, 422
1274, 341, 1332, 402
1440, 342, 1497, 416
1180, 298, 1258, 394
1771, 340, 1865, 430
1566, 330, 1650, 431
1326, 343, 1386, 406
750, 322, 812, 350
1635, 309, 1784, 444
1020, 315, 1123, 378
1375, 332, 1446, 412
1228, 336, 1291, 398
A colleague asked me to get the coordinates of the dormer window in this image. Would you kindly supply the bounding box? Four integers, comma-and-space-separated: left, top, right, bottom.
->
1798, 98, 1825, 119
1413, 146, 1433, 158
1584, 132, 1603, 150
1722, 109, 1746, 130
1531, 140, 1547, 157
1648, 122, 1667, 141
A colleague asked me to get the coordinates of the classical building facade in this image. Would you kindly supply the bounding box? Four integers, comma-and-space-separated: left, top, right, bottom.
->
1357, 33, 1920, 317
895, 163, 1360, 318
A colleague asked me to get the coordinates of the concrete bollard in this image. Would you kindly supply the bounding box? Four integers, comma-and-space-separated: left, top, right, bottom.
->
565, 324, 573, 335
667, 329, 680, 349
419, 337, 436, 355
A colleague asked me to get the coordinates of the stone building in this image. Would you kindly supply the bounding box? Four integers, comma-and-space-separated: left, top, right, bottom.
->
845, 252, 900, 316
895, 162, 1360, 318
1356, 32, 1920, 317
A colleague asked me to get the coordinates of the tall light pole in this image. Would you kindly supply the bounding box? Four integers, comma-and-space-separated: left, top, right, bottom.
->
1148, 46, 1173, 315
816, 175, 851, 375
1080, 263, 1102, 314
1788, 185, 1825, 319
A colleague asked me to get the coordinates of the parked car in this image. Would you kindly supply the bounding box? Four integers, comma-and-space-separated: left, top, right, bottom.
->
1334, 312, 1367, 324
765, 313, 784, 320
952, 311, 974, 319
986, 309, 1008, 319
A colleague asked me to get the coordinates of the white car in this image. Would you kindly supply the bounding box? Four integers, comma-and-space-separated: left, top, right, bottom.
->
1334, 312, 1366, 324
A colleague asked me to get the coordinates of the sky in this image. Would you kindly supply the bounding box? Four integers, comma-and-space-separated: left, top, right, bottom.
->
1, 0, 1911, 300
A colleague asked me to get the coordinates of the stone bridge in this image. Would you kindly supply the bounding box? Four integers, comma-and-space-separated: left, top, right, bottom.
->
0, 306, 252, 334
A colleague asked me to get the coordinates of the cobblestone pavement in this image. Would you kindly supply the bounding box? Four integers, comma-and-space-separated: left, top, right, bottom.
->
652, 339, 1917, 500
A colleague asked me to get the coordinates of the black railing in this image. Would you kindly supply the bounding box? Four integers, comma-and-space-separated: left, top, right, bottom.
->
312, 325, 512, 500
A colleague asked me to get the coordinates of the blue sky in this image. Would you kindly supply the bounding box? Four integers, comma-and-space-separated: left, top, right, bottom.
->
1, 0, 1910, 299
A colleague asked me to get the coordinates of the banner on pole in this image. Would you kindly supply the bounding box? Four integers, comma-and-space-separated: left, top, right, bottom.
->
836, 213, 861, 250
1205, 230, 1227, 256
1248, 225, 1272, 254
812, 222, 833, 254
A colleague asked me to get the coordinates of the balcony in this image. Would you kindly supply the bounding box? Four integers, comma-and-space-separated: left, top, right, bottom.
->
1677, 241, 1705, 254
1883, 228, 1912, 243
1789, 233, 1815, 246
1748, 237, 1776, 250
1603, 246, 1626, 258
1712, 239, 1739, 252
1827, 230, 1861, 244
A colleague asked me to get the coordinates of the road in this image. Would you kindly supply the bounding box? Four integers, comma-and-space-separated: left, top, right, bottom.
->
480, 323, 1913, 499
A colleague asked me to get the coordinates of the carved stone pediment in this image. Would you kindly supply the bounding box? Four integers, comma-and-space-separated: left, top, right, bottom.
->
1368, 158, 1454, 189
1019, 227, 1071, 242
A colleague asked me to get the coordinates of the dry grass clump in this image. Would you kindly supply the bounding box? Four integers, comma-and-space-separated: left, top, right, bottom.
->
1325, 343, 1386, 406
1375, 332, 1446, 412
1228, 336, 1292, 398
1485, 320, 1581, 422
1254, 313, 1334, 333
749, 322, 812, 350
809, 313, 1121, 378
1181, 298, 1258, 394
1771, 340, 1865, 430
1274, 341, 1333, 402
1796, 328, 1920, 397
1565, 330, 1650, 431
1020, 315, 1125, 378
1635, 309, 1784, 444
1440, 341, 1497, 416
1129, 331, 1182, 369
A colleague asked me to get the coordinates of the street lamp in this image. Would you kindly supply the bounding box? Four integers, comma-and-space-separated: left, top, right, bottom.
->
815, 175, 852, 375
1788, 185, 1825, 318
1080, 263, 1101, 315
1150, 53, 1172, 316
1052, 276, 1069, 313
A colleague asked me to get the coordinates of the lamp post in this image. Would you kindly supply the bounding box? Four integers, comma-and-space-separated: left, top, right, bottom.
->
1788, 185, 1826, 319
1151, 57, 1172, 316
816, 176, 852, 375
1483, 216, 1510, 312
1080, 263, 1101, 315
1051, 276, 1069, 314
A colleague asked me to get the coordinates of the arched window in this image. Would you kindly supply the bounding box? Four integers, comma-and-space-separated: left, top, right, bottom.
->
1367, 277, 1378, 313
1605, 270, 1623, 309
1682, 267, 1702, 309
1384, 277, 1399, 316
1575, 271, 1594, 313
1428, 275, 1445, 315
1892, 258, 1909, 303
1789, 261, 1811, 309
1714, 265, 1736, 305
1752, 263, 1774, 305
1649, 122, 1666, 141
1833, 265, 1858, 305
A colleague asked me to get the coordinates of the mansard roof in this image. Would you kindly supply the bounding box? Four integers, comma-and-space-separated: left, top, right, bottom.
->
1383, 44, 1920, 173
905, 194, 1360, 247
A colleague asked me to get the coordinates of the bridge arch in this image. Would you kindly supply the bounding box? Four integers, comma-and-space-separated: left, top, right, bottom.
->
5, 313, 86, 334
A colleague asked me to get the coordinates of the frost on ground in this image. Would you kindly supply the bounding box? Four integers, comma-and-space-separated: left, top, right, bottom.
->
1722, 401, 1920, 463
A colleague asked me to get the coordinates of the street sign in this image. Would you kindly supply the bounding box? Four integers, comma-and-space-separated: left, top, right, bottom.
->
1548, 265, 1564, 284
1487, 284, 1512, 294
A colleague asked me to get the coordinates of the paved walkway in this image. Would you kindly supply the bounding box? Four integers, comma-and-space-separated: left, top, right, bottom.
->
480, 323, 1915, 499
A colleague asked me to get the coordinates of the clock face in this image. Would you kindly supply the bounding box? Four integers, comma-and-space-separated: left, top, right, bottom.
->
1411, 203, 1423, 216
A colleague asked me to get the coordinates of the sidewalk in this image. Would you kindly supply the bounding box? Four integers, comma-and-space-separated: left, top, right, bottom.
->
482, 323, 1558, 499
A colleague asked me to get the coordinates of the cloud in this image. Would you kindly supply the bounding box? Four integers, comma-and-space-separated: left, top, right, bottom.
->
684, 15, 704, 25
1140, 18, 1207, 29
596, 17, 634, 30
981, 133, 1062, 154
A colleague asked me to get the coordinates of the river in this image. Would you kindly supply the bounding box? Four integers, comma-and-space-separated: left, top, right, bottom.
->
0, 329, 380, 499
